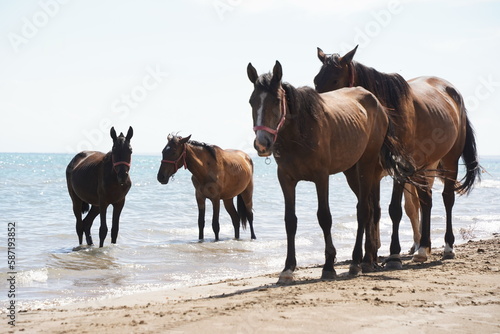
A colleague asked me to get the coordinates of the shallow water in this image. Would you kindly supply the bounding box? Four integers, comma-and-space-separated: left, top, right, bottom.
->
0, 153, 499, 310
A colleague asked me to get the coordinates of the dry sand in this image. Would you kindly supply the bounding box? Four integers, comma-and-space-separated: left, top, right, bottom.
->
11, 235, 500, 333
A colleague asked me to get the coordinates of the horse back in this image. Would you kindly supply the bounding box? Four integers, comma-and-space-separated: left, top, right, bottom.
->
217, 148, 253, 199
318, 87, 388, 173
66, 151, 105, 205
408, 76, 466, 165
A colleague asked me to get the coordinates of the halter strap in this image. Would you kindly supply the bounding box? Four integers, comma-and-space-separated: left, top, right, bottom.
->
161, 146, 187, 173
253, 87, 287, 143
112, 156, 131, 170
348, 62, 356, 87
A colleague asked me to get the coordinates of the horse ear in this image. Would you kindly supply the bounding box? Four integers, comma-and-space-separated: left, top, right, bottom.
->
180, 135, 191, 144
341, 45, 358, 65
247, 63, 258, 84
271, 60, 283, 88
317, 47, 327, 63
126, 126, 133, 141
110, 127, 117, 141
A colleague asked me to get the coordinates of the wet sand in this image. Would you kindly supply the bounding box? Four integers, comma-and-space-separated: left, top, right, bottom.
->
13, 235, 500, 333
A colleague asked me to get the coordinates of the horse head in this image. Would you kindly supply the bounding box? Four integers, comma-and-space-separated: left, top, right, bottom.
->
157, 134, 191, 184
110, 126, 133, 186
314, 45, 358, 93
247, 60, 287, 157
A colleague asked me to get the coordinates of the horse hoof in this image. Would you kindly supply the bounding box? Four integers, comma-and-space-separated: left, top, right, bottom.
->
349, 264, 362, 276
277, 270, 294, 284
321, 269, 336, 280
443, 251, 455, 260
413, 247, 429, 262
384, 256, 403, 270
361, 263, 376, 273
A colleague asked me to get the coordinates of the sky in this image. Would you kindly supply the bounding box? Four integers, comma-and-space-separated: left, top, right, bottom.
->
0, 0, 499, 156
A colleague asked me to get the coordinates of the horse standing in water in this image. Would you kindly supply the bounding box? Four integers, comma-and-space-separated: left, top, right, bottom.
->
314, 46, 481, 266
247, 61, 417, 282
66, 126, 133, 248
157, 134, 256, 241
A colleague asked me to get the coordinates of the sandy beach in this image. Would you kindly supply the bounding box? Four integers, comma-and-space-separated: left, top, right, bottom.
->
11, 235, 500, 333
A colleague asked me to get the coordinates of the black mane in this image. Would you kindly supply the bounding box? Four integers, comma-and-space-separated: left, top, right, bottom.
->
188, 140, 218, 160
256, 73, 323, 134
352, 61, 412, 118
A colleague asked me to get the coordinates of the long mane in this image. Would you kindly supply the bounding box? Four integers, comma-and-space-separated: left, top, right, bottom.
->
352, 61, 412, 124
257, 72, 323, 136
188, 140, 218, 160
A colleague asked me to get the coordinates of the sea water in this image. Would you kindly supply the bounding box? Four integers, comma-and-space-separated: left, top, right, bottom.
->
0, 153, 499, 310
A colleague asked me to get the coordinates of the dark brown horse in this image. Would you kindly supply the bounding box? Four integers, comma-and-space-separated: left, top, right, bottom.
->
66, 127, 133, 248
247, 61, 417, 282
314, 46, 481, 266
157, 134, 256, 241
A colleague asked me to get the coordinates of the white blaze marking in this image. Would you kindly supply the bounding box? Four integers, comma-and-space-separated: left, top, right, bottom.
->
256, 92, 267, 127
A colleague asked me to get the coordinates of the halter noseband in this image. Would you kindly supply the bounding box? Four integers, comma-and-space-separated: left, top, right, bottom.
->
112, 156, 131, 171
161, 145, 187, 173
253, 87, 287, 143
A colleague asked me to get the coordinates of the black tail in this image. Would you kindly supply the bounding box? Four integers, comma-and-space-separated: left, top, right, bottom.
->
380, 108, 421, 187
455, 116, 481, 195
237, 194, 248, 230
82, 202, 90, 214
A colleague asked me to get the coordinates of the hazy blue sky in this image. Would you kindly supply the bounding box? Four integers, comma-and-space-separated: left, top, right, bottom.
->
1, 0, 499, 156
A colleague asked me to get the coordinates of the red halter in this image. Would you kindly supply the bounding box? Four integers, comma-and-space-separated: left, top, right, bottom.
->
253, 87, 287, 143
161, 146, 187, 173
112, 156, 131, 171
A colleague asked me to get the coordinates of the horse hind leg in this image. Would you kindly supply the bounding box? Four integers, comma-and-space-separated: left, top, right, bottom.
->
404, 184, 420, 255
239, 188, 256, 239
441, 162, 459, 259
223, 198, 240, 239
83, 205, 99, 245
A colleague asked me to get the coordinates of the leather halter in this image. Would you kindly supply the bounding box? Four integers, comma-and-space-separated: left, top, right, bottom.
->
253, 87, 287, 143
348, 62, 356, 87
161, 146, 187, 173
112, 156, 131, 171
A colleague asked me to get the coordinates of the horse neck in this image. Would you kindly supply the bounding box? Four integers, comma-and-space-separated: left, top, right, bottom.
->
281, 84, 321, 135
184, 143, 213, 180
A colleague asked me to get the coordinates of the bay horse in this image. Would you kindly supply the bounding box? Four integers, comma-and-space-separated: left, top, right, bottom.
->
157, 134, 256, 241
314, 46, 481, 266
247, 61, 418, 282
66, 126, 133, 248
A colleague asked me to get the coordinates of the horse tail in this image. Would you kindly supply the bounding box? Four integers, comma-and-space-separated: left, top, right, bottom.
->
454, 115, 481, 195
82, 202, 90, 214
380, 107, 420, 187
237, 194, 248, 230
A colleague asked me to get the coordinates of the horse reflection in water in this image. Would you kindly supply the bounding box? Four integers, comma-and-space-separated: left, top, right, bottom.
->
157, 134, 256, 241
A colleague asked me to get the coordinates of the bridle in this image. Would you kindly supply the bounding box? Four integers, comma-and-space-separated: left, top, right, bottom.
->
112, 155, 131, 172
253, 87, 287, 143
161, 145, 187, 173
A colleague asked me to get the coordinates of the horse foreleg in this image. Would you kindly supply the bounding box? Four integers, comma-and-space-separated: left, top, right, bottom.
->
111, 200, 124, 244
404, 184, 420, 255
83, 205, 99, 246
98, 204, 109, 248
278, 173, 297, 284
314, 177, 336, 279
211, 198, 221, 241
387, 181, 404, 269
223, 198, 240, 239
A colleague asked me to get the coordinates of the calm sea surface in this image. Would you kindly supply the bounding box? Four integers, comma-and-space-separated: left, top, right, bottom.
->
1, 153, 499, 310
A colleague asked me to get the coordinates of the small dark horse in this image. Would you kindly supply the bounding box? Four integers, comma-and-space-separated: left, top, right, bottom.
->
66, 127, 133, 248
247, 61, 417, 282
314, 46, 481, 265
157, 134, 256, 241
